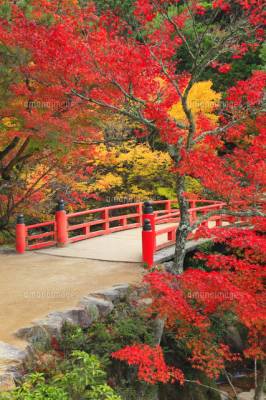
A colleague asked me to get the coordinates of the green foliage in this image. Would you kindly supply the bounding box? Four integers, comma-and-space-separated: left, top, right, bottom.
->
206, 49, 263, 92
60, 301, 156, 357
0, 372, 68, 400
156, 186, 176, 200
93, 0, 134, 14
174, 13, 264, 92
80, 0, 137, 27
59, 300, 158, 400
0, 352, 121, 400
0, 2, 11, 20
259, 42, 266, 70
184, 241, 214, 271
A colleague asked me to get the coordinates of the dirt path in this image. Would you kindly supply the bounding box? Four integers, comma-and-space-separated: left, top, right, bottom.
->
0, 252, 143, 347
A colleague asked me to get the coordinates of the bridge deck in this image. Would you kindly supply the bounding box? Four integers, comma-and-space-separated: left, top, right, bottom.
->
38, 222, 217, 262
38, 223, 177, 262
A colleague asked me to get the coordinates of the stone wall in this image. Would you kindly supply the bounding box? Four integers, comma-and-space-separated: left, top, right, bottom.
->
0, 283, 129, 392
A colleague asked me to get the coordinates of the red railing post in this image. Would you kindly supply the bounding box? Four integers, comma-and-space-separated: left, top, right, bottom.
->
201, 219, 209, 228
143, 201, 155, 250
102, 209, 110, 232
167, 230, 175, 241
56, 200, 68, 247
165, 200, 171, 213
190, 200, 197, 223
142, 219, 154, 267
215, 217, 222, 227
16, 214, 26, 254
137, 203, 142, 225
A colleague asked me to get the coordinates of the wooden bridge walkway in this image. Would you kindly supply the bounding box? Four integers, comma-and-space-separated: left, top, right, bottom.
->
16, 199, 229, 265
37, 223, 211, 263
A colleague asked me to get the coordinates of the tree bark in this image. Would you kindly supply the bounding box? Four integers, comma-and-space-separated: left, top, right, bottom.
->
254, 360, 266, 400
173, 175, 191, 274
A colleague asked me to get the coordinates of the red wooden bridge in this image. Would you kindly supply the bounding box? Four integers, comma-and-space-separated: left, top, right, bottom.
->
15, 198, 235, 266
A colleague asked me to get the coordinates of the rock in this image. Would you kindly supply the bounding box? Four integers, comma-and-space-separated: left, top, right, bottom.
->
0, 373, 16, 392
0, 246, 15, 255
79, 295, 114, 317
0, 342, 26, 364
95, 284, 130, 303
137, 298, 152, 307
95, 289, 119, 302
15, 307, 95, 343
49, 308, 95, 329
0, 285, 132, 392
0, 342, 28, 392
15, 315, 63, 343
237, 390, 255, 400
111, 284, 130, 298
162, 261, 174, 272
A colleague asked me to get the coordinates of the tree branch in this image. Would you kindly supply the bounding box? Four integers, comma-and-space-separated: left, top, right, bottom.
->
193, 118, 245, 145
191, 208, 266, 231
2, 137, 31, 180
0, 137, 20, 162
71, 89, 156, 129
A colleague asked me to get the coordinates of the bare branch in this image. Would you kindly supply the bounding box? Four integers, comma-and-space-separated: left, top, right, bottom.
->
71, 89, 156, 129
111, 79, 145, 105
193, 118, 245, 145
2, 137, 31, 179
160, 6, 195, 60
0, 137, 20, 162
74, 135, 136, 146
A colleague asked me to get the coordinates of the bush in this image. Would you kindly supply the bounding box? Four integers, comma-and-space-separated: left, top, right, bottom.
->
59, 300, 158, 400
0, 352, 121, 400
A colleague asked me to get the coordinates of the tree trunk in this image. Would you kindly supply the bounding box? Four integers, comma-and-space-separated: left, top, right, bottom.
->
254, 360, 266, 400
173, 175, 191, 274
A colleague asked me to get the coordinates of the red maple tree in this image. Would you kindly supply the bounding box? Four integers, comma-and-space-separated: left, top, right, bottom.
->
1, 0, 264, 269
0, 1, 265, 398
113, 223, 266, 398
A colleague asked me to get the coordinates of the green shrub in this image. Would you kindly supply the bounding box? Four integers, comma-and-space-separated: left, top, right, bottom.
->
0, 352, 121, 400
58, 300, 157, 400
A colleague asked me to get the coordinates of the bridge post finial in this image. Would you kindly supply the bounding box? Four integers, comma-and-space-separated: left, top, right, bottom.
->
57, 199, 65, 211
143, 219, 152, 231
142, 201, 155, 234
16, 214, 26, 254
142, 218, 154, 268
143, 201, 153, 215
55, 199, 68, 247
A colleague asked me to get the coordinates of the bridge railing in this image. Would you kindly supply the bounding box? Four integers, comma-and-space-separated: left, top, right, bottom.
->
16, 200, 145, 253
66, 202, 143, 243
142, 200, 228, 266
15, 198, 226, 255
16, 215, 57, 253
154, 203, 226, 252
15, 198, 197, 252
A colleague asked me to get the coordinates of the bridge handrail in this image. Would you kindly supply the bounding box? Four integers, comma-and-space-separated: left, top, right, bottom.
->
15, 198, 227, 254
26, 220, 55, 230
67, 202, 143, 218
